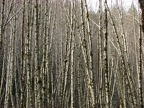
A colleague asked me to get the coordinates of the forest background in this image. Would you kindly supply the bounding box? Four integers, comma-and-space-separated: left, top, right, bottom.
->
0, 0, 143, 108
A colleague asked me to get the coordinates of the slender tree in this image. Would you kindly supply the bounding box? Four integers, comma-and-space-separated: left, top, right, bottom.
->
138, 1, 144, 107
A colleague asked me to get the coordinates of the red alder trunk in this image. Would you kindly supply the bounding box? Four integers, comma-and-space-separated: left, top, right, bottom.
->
138, 1, 143, 108
139, 0, 144, 31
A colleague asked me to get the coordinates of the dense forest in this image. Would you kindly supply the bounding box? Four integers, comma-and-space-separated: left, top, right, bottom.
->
0, 0, 143, 108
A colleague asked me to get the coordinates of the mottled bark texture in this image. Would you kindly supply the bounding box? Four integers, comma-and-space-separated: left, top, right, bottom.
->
139, 0, 144, 31
138, 1, 144, 108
